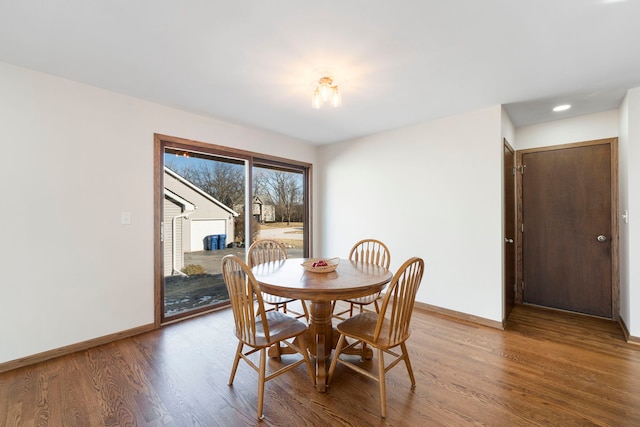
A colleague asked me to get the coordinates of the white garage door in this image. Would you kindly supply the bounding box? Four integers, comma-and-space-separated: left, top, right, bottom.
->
191, 219, 226, 251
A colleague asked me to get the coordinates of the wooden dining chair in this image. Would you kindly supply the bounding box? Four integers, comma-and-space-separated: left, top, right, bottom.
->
247, 239, 309, 321
221, 255, 315, 420
327, 256, 425, 418
332, 239, 391, 320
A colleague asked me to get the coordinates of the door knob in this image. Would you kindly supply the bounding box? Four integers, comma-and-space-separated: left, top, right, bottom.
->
505, 238, 514, 243
597, 235, 607, 242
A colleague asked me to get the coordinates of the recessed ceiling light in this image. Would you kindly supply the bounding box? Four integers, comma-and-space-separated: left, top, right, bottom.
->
553, 104, 571, 112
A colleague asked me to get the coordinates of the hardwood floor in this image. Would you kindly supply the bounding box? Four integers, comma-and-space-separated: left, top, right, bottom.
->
1, 303, 639, 426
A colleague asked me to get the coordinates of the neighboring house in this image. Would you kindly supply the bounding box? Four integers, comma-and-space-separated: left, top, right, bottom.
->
252, 195, 276, 223
163, 189, 194, 277
163, 167, 239, 276
233, 195, 276, 223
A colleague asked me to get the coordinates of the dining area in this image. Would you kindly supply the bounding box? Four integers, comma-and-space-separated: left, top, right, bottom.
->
221, 238, 425, 420
3, 250, 639, 426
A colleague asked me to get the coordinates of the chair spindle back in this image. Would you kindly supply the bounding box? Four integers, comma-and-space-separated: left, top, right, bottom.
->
349, 239, 391, 269
374, 257, 424, 346
248, 240, 288, 267
221, 255, 270, 346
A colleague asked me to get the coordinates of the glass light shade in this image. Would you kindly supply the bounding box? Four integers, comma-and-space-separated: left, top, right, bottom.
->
320, 84, 331, 101
330, 86, 341, 107
312, 76, 341, 109
312, 88, 322, 109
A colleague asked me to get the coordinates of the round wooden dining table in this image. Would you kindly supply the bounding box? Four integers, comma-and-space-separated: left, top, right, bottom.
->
252, 257, 392, 392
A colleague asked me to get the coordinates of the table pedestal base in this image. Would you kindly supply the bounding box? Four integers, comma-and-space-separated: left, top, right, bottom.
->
266, 300, 375, 391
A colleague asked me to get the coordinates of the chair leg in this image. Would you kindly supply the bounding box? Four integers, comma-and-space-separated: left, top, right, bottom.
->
401, 342, 416, 387
257, 347, 267, 420
296, 332, 315, 386
378, 347, 387, 418
301, 300, 310, 322
327, 334, 347, 384
228, 341, 243, 385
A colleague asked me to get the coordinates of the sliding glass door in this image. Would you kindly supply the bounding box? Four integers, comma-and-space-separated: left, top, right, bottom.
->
155, 135, 311, 324
162, 148, 245, 319
252, 162, 307, 258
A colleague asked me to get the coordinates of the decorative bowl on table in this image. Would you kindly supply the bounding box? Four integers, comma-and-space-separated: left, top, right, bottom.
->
301, 257, 340, 273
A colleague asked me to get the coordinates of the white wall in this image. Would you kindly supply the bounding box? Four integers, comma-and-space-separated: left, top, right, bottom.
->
515, 110, 619, 150
619, 94, 631, 332
318, 106, 505, 322
501, 107, 515, 147
619, 87, 640, 337
0, 61, 317, 364
629, 88, 640, 338
501, 108, 515, 320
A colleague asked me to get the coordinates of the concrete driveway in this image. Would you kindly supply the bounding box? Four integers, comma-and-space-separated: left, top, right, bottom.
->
183, 226, 303, 274
257, 226, 303, 241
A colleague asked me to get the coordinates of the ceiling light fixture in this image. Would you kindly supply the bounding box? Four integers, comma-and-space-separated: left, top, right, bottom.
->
312, 76, 341, 109
553, 104, 571, 112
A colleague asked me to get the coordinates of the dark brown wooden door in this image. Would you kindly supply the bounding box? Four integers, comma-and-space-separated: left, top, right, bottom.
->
522, 142, 612, 318
504, 140, 516, 318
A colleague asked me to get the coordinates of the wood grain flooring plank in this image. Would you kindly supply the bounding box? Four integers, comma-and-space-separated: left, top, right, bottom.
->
1, 304, 640, 426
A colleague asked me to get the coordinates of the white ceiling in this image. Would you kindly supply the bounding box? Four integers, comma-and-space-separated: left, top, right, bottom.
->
1, 1, 639, 145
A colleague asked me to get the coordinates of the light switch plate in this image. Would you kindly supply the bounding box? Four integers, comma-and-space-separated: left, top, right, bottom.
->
121, 211, 131, 225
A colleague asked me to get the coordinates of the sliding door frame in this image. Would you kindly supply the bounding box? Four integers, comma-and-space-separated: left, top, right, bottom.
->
154, 133, 312, 326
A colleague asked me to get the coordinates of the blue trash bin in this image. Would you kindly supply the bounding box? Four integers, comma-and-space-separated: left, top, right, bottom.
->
217, 234, 227, 250
209, 234, 219, 251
